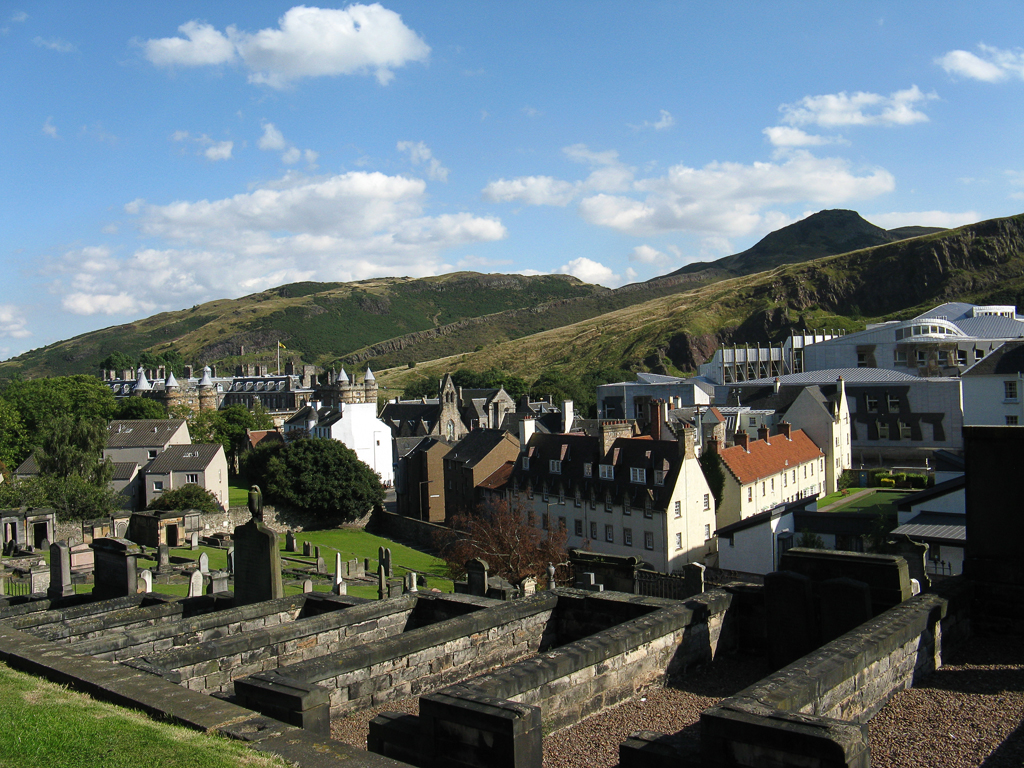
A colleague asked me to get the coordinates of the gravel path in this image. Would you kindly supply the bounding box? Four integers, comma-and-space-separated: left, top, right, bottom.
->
869, 632, 1024, 768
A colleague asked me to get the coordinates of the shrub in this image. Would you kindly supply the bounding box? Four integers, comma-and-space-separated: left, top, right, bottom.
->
148, 483, 222, 514
879, 477, 896, 488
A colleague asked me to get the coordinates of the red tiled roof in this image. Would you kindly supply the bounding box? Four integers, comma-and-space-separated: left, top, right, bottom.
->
479, 461, 515, 490
708, 407, 725, 422
718, 430, 823, 485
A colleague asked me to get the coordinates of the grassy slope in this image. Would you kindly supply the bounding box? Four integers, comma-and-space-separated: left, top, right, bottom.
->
0, 662, 286, 768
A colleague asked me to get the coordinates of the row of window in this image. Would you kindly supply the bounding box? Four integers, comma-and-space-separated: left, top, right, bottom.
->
151, 473, 199, 493
745, 463, 819, 502
538, 457, 664, 485
889, 348, 982, 367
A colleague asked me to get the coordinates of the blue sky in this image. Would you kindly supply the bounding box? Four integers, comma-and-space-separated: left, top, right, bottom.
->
3, 2, 1024, 361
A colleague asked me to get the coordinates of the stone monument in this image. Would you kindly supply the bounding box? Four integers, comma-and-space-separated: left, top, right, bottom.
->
233, 485, 284, 606
47, 541, 74, 599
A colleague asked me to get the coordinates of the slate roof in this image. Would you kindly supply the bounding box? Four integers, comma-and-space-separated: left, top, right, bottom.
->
892, 512, 966, 544
380, 400, 442, 433
444, 429, 518, 468
107, 420, 187, 449
15, 454, 39, 476
961, 340, 1024, 376
718, 429, 823, 486
111, 462, 139, 481
715, 497, 817, 536
737, 368, 928, 385
479, 461, 515, 491
146, 443, 223, 473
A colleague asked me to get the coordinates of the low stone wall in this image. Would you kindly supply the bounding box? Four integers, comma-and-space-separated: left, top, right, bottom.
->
373, 509, 448, 548
236, 592, 559, 721
129, 596, 420, 694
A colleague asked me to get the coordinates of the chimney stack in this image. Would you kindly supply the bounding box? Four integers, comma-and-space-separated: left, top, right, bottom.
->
561, 400, 575, 433
519, 416, 536, 450
651, 399, 666, 441
757, 425, 771, 444
779, 422, 793, 439
734, 432, 750, 451
681, 425, 696, 459
706, 437, 720, 455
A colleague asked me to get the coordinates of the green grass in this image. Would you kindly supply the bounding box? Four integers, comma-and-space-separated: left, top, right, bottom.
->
228, 482, 250, 508
0, 662, 287, 768
820, 489, 915, 517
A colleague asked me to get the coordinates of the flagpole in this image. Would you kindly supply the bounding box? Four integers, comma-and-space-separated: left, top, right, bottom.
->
277, 341, 280, 375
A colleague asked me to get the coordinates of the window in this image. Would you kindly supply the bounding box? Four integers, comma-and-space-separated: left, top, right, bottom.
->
957, 349, 967, 366
622, 499, 630, 515
877, 421, 890, 440
549, 459, 562, 474
575, 519, 583, 536
856, 352, 867, 368
623, 528, 633, 546
148, 449, 158, 460
644, 531, 654, 550
583, 463, 593, 478
574, 491, 581, 508
522, 456, 530, 470
747, 487, 753, 502
605, 524, 614, 543
542, 513, 549, 530
976, 348, 985, 361
590, 522, 598, 540
703, 494, 710, 510
675, 532, 682, 550
916, 350, 928, 366
761, 481, 766, 496
748, 417, 757, 427
644, 502, 653, 519
887, 395, 900, 413
865, 394, 878, 413
630, 467, 646, 483
1005, 381, 1019, 401
599, 464, 614, 480
1007, 416, 1019, 426
899, 421, 912, 440
894, 350, 907, 365
704, 524, 711, 540
783, 473, 788, 487
675, 500, 682, 517
771, 478, 774, 491
654, 470, 665, 486
938, 350, 949, 366
153, 480, 164, 492
185, 474, 199, 484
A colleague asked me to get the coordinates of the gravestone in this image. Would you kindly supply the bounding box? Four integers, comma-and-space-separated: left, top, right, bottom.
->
91, 538, 141, 600
378, 565, 386, 600
190, 531, 200, 549
575, 572, 604, 592
302, 579, 313, 594
156, 544, 170, 572
465, 559, 489, 597
520, 577, 536, 596
198, 552, 209, 574
303, 541, 313, 557
316, 556, 326, 575
333, 553, 345, 595
286, 531, 297, 552
138, 569, 153, 593
379, 546, 393, 578
47, 541, 74, 599
764, 569, 816, 669
404, 571, 418, 593
818, 577, 873, 644
208, 571, 229, 594
233, 485, 284, 606
314, 546, 321, 560
29, 565, 50, 595
188, 569, 204, 598
226, 547, 234, 573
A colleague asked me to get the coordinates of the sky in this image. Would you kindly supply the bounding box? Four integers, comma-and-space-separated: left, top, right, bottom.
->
2, 2, 1024, 361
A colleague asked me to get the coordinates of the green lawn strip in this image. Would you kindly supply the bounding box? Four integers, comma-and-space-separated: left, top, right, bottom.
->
228, 482, 250, 507
822, 489, 915, 516
0, 662, 286, 768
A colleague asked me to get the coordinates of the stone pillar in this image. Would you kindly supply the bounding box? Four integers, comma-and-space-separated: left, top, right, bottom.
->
47, 541, 74, 599
91, 538, 141, 600
378, 565, 386, 600
547, 563, 556, 591
332, 553, 346, 595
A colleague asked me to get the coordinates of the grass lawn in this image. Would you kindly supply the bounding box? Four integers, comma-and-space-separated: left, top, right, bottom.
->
0, 661, 287, 768
821, 489, 915, 517
228, 481, 250, 507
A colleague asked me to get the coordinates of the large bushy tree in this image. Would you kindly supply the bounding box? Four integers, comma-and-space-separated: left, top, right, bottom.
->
113, 397, 167, 420
189, 403, 273, 473
148, 483, 222, 514
243, 437, 384, 523
435, 496, 568, 583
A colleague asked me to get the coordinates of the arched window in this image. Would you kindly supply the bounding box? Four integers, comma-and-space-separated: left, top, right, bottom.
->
446, 419, 455, 440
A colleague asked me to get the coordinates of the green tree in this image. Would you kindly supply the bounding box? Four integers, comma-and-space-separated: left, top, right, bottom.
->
0, 398, 27, 472
257, 438, 384, 523
0, 375, 116, 447
699, 450, 726, 511
148, 483, 222, 514
0, 476, 50, 509
99, 351, 135, 373
401, 375, 438, 399
30, 415, 119, 521
797, 529, 825, 549
113, 396, 167, 420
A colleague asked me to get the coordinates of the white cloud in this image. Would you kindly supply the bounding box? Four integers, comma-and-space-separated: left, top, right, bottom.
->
779, 85, 936, 128
33, 36, 76, 53
578, 150, 894, 237
457, 254, 513, 269
42, 116, 57, 138
937, 44, 1024, 82
629, 245, 668, 265
171, 129, 190, 142
144, 21, 236, 67
631, 109, 675, 131
258, 122, 287, 150
204, 140, 233, 161
865, 210, 979, 230
304, 149, 319, 167
10, 12, 27, 23
556, 257, 622, 287
144, 5, 429, 87
483, 176, 578, 207
397, 140, 449, 182
282, 147, 301, 164
0, 305, 30, 338
53, 171, 505, 316
763, 126, 846, 147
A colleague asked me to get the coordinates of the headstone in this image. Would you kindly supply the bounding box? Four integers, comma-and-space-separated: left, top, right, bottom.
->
156, 544, 170, 572
378, 546, 393, 578
232, 487, 284, 606
248, 485, 264, 522
40, 538, 50, 551
302, 579, 313, 594
47, 541, 74, 599
303, 541, 313, 557
352, 559, 364, 578
334, 553, 344, 585
198, 552, 210, 574
910, 578, 921, 596
547, 563, 557, 590
378, 565, 386, 600
520, 577, 537, 596
208, 571, 229, 594
316, 556, 326, 575
138, 569, 153, 593
226, 547, 235, 573
818, 577, 873, 644
682, 562, 706, 595
29, 565, 50, 595
190, 531, 200, 550
314, 546, 321, 560
286, 531, 297, 552
405, 571, 418, 593
465, 559, 489, 597
187, 569, 204, 598
575, 572, 604, 592
764, 570, 817, 669
91, 538, 141, 600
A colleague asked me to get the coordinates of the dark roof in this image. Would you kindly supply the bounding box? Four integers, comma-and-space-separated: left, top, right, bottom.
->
107, 420, 187, 449
400, 436, 451, 458
931, 449, 965, 473
726, 382, 841, 417
896, 475, 966, 511
479, 461, 515, 491
15, 454, 39, 476
892, 512, 966, 544
146, 443, 223, 473
111, 462, 139, 481
444, 429, 518, 468
715, 497, 817, 536
962, 340, 1024, 376
380, 400, 441, 432
792, 510, 877, 536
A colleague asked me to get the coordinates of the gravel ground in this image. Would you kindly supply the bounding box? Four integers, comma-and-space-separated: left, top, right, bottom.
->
868, 632, 1024, 768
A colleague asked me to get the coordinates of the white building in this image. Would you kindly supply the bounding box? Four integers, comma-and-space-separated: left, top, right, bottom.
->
961, 340, 1024, 426
283, 401, 394, 486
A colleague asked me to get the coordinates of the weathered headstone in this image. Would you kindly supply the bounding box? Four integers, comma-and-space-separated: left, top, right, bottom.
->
303, 541, 313, 557
682, 562, 706, 595
198, 552, 210, 574
314, 546, 321, 561
302, 579, 313, 594
29, 565, 50, 595
156, 543, 170, 572
233, 485, 284, 606
138, 569, 153, 593
378, 565, 386, 600
286, 531, 297, 552
208, 570, 229, 594
818, 577, 873, 644
764, 569, 817, 669
465, 559, 489, 597
47, 541, 74, 599
404, 571, 418, 593
384, 547, 392, 578
520, 576, 536, 596
188, 569, 204, 598
316, 556, 326, 575
351, 559, 364, 578
91, 538, 141, 600
190, 531, 200, 550
226, 547, 235, 573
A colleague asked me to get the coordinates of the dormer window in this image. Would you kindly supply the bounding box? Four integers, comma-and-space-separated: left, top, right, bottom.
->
654, 470, 665, 486
599, 464, 614, 480
522, 456, 530, 470
549, 459, 561, 474
583, 463, 593, 478
630, 467, 646, 484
